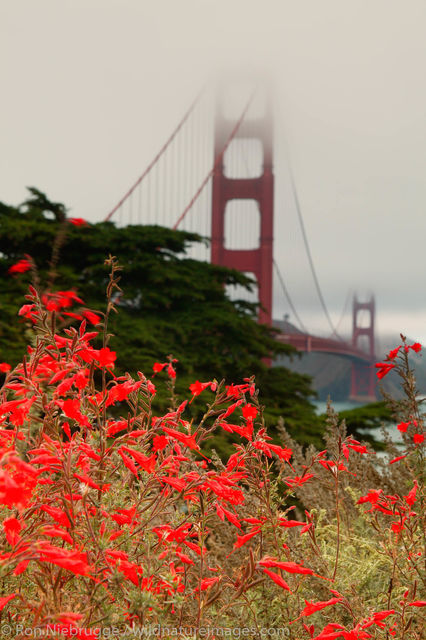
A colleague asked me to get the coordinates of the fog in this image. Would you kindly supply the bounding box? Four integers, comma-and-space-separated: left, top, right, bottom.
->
2, 0, 426, 346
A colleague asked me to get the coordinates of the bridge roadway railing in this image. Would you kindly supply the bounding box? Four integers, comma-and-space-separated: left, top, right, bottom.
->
275, 332, 375, 365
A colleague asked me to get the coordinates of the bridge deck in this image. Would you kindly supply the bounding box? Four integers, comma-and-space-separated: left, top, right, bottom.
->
276, 332, 374, 364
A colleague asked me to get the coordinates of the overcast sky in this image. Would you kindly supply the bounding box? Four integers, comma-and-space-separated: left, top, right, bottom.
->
2, 0, 426, 347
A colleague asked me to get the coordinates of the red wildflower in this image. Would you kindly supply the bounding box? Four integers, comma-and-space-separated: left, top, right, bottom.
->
96, 347, 116, 368
160, 476, 187, 492
118, 449, 139, 477
62, 422, 71, 440
153, 362, 167, 374
347, 443, 369, 454
360, 610, 396, 629
146, 379, 156, 395
357, 489, 382, 505
189, 380, 217, 397
3, 517, 22, 545
284, 474, 314, 487
106, 380, 141, 406
220, 399, 243, 420
375, 362, 395, 379
198, 577, 220, 591
407, 601, 426, 607
41, 505, 72, 528
117, 559, 141, 586
175, 550, 194, 565
278, 518, 305, 528
37, 543, 91, 576
106, 420, 127, 436
121, 446, 156, 473
77, 345, 98, 364
68, 217, 88, 226
389, 454, 407, 464
258, 557, 316, 576
73, 472, 104, 492
167, 363, 176, 379
226, 382, 253, 398
153, 359, 177, 376
161, 426, 199, 451
105, 549, 129, 562
46, 290, 84, 308
74, 369, 89, 390
292, 597, 343, 622
18, 304, 38, 321
407, 342, 422, 353
232, 529, 261, 550
57, 398, 90, 428
262, 568, 292, 593
397, 421, 410, 433
391, 519, 406, 535
0, 399, 25, 417
387, 346, 401, 360
413, 433, 424, 444
242, 404, 258, 420
0, 362, 11, 373
216, 502, 225, 521
405, 480, 418, 507
268, 443, 293, 462
220, 505, 242, 529
110, 507, 136, 525
153, 435, 168, 451
220, 421, 253, 441
0, 465, 37, 509
83, 310, 102, 325
62, 312, 84, 321
226, 451, 245, 471
0, 593, 16, 610
109, 530, 124, 542
8, 258, 32, 274
41, 526, 73, 545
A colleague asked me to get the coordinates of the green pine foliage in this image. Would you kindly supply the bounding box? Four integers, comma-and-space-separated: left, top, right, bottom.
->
0, 189, 325, 449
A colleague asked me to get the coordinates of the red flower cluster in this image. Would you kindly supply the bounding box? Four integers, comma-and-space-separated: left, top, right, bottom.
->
153, 360, 177, 379
0, 285, 422, 638
8, 258, 32, 274
375, 341, 422, 380
18, 289, 101, 327
68, 218, 89, 226
357, 481, 419, 537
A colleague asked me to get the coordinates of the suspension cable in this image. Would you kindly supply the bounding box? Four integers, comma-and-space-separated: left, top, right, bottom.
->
104, 86, 206, 222
288, 167, 343, 340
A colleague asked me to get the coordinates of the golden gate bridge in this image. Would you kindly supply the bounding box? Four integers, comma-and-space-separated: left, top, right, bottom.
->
103, 82, 377, 402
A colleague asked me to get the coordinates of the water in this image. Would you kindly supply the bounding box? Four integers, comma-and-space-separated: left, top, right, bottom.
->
312, 399, 404, 447
313, 400, 360, 415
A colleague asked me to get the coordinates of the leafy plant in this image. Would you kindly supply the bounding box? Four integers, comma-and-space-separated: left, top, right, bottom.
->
0, 261, 423, 639
0, 189, 323, 449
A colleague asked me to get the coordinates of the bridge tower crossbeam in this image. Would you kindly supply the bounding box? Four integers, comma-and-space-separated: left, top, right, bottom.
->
211, 93, 274, 325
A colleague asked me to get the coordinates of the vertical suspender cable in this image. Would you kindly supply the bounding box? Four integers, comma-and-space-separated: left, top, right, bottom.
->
105, 87, 205, 222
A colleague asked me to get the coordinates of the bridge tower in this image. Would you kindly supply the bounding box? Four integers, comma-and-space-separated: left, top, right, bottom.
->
211, 90, 274, 325
349, 296, 377, 402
